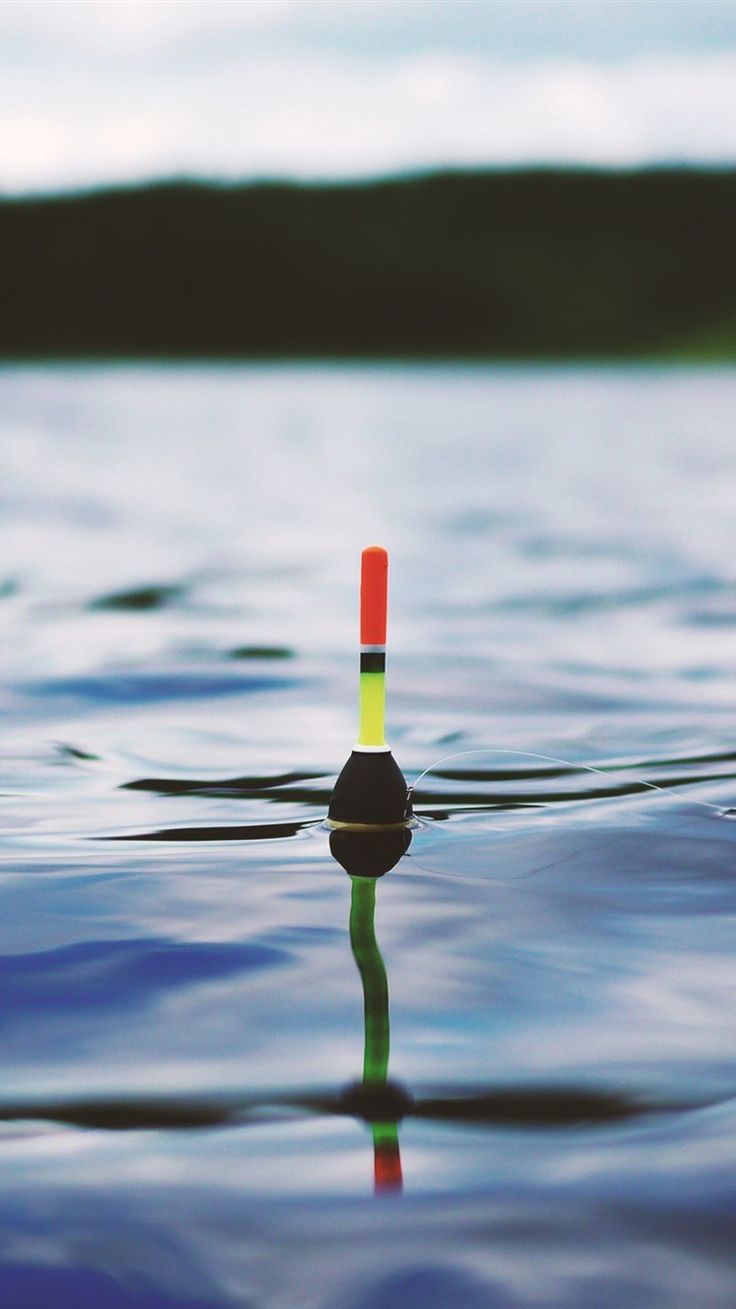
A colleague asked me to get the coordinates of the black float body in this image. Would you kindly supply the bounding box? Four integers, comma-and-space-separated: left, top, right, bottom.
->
327, 748, 410, 828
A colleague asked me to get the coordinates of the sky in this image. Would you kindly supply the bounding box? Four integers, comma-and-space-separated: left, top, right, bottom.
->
1, 0, 736, 194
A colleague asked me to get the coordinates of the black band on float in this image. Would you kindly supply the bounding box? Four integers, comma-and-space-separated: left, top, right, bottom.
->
360, 652, 386, 673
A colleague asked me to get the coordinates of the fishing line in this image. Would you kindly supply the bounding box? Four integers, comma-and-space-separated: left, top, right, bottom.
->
409, 747, 732, 818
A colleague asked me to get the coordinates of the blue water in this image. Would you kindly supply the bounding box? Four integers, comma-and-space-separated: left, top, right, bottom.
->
2, 362, 736, 1306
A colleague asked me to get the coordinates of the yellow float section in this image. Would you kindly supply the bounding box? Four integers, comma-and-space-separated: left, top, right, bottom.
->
358, 671, 386, 747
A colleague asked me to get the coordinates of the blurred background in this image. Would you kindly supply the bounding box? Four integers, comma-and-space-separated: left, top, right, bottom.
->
1, 0, 736, 358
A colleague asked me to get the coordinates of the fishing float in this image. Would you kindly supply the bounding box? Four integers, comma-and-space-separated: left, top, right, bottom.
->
327, 546, 411, 833
325, 547, 412, 1191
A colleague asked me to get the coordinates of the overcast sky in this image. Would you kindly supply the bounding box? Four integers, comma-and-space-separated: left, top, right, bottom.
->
2, 0, 736, 194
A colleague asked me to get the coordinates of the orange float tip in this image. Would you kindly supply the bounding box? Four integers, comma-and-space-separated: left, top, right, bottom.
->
361, 546, 388, 646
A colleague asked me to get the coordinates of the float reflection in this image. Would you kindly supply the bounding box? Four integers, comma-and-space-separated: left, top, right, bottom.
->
330, 827, 412, 1195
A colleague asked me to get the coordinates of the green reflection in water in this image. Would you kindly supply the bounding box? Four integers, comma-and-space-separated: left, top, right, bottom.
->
349, 875, 402, 1193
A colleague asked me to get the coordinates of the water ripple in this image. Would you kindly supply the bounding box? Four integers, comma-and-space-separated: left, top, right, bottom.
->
0, 1083, 711, 1134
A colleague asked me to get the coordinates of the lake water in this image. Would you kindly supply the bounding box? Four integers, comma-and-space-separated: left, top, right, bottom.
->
2, 362, 736, 1307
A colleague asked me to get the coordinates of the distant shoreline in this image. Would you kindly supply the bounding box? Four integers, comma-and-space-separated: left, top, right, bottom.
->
3, 169, 735, 360
1, 350, 735, 366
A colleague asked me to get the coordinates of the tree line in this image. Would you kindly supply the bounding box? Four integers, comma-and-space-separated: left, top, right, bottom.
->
2, 168, 735, 358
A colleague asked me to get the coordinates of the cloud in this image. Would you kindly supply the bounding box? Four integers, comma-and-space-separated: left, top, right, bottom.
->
0, 2, 735, 192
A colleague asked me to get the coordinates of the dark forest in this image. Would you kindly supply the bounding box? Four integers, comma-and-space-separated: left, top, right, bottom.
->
3, 168, 735, 358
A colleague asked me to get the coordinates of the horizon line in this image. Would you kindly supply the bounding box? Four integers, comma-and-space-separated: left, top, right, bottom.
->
3, 159, 736, 204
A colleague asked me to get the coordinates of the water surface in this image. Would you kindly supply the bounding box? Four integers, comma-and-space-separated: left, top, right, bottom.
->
1, 363, 736, 1307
